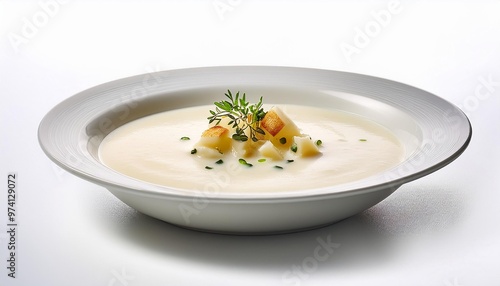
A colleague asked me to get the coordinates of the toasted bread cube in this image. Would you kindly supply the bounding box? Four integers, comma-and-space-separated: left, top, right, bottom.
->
258, 141, 284, 160
293, 136, 321, 157
202, 125, 228, 137
195, 126, 232, 154
261, 107, 301, 149
260, 108, 285, 136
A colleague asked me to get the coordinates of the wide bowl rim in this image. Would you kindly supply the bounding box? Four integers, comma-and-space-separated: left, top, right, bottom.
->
38, 66, 472, 202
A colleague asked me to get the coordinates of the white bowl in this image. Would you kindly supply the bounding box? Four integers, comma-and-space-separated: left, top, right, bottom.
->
38, 66, 471, 234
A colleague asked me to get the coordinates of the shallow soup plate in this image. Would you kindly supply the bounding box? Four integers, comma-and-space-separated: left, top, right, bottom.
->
38, 66, 471, 234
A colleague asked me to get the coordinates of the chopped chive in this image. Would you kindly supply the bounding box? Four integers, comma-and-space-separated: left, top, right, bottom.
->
287, 159, 294, 163
205, 166, 213, 170
180, 136, 190, 141
190, 148, 197, 154
258, 158, 266, 162
215, 159, 224, 164
315, 139, 323, 146
274, 165, 283, 169
238, 158, 253, 167
359, 139, 367, 142
291, 143, 298, 153
279, 137, 287, 144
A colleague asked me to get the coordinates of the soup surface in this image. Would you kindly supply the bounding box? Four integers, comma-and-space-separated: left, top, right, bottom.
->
98, 105, 404, 192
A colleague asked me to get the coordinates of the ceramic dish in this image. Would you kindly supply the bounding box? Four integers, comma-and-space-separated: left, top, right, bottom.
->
38, 66, 472, 234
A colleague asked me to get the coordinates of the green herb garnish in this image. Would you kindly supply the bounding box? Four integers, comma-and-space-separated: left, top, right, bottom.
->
287, 159, 294, 163
274, 165, 283, 169
279, 137, 287, 144
315, 139, 322, 146
180, 136, 190, 141
238, 158, 253, 167
291, 143, 298, 153
191, 148, 197, 154
208, 90, 267, 142
258, 158, 266, 162
205, 166, 213, 170
359, 139, 367, 142
215, 159, 224, 164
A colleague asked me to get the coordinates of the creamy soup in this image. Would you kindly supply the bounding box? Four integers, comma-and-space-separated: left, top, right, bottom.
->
98, 105, 404, 192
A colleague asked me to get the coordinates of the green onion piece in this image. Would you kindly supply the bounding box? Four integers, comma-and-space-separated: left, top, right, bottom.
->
315, 139, 323, 146
215, 159, 224, 164
279, 137, 287, 144
180, 136, 190, 141
191, 149, 197, 154
205, 166, 213, 170
359, 139, 367, 142
238, 158, 253, 167
258, 158, 266, 162
291, 143, 298, 153
274, 165, 283, 169
287, 159, 294, 163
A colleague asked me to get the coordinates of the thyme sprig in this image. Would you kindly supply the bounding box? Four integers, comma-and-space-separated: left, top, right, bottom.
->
208, 90, 267, 142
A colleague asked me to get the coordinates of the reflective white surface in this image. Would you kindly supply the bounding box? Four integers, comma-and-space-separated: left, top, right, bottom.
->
37, 66, 470, 234
1, 0, 500, 285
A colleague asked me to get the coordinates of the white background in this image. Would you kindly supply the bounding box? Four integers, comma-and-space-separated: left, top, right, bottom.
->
1, 0, 500, 285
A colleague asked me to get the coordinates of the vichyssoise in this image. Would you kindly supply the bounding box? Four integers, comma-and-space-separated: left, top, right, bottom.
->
98, 91, 404, 192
